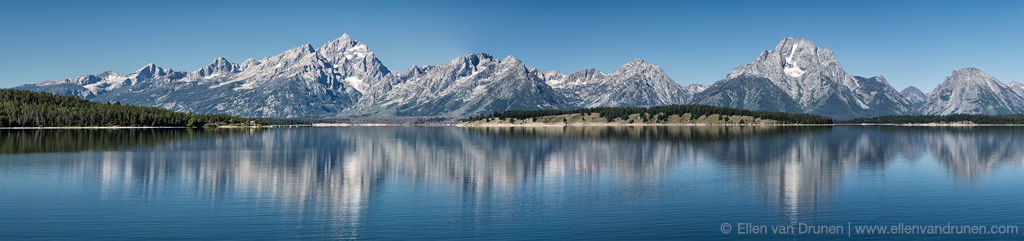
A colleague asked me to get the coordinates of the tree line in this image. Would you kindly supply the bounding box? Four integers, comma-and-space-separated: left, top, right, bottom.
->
0, 89, 266, 127
841, 114, 1024, 124
465, 104, 834, 124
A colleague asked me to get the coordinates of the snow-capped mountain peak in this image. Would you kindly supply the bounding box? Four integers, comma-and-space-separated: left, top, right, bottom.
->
501, 55, 521, 64
15, 35, 1023, 118
133, 63, 178, 80
698, 38, 911, 119
135, 63, 161, 74
319, 34, 371, 60
194, 57, 240, 78
538, 70, 567, 87
240, 58, 261, 70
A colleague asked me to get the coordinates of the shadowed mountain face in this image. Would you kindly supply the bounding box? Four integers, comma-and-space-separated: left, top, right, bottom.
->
689, 75, 802, 113
15, 35, 1022, 118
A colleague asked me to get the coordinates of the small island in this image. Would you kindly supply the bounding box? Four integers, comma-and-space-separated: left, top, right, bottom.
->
458, 105, 835, 126
0, 89, 266, 128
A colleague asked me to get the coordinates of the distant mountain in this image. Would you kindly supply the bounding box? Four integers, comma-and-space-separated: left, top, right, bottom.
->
16, 34, 696, 117
693, 38, 914, 119
900, 86, 927, 109
852, 75, 917, 117
20, 34, 391, 117
17, 64, 183, 99
13, 35, 1023, 118
919, 68, 1024, 115
547, 59, 697, 108
1009, 81, 1024, 98
345, 53, 567, 116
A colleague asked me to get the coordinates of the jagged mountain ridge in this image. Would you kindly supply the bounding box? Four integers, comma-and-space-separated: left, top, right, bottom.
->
1008, 81, 1024, 99
18, 64, 183, 99
545, 59, 698, 108
919, 68, 1024, 115
21, 34, 395, 117
15, 35, 1024, 118
851, 75, 916, 117
345, 53, 568, 116
693, 38, 914, 119
17, 34, 700, 117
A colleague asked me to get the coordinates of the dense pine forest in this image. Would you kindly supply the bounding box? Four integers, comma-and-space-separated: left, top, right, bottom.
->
841, 114, 1024, 124
465, 105, 835, 124
0, 89, 265, 127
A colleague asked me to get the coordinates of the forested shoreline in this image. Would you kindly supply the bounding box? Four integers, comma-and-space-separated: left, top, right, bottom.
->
463, 105, 1024, 126
464, 105, 835, 124
6, 88, 1022, 127
841, 114, 1024, 124
0, 89, 265, 127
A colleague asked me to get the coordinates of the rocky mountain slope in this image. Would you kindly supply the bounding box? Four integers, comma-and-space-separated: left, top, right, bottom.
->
900, 86, 928, 109
693, 38, 914, 119
545, 59, 697, 108
19, 34, 391, 117
17, 34, 700, 117
919, 68, 1024, 115
1008, 81, 1024, 98
345, 53, 568, 116
15, 35, 1024, 118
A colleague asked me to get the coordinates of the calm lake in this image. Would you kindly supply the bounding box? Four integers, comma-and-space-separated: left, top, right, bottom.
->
1, 126, 1022, 240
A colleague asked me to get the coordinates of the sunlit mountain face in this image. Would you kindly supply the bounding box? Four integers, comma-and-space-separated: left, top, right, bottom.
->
20, 36, 1024, 119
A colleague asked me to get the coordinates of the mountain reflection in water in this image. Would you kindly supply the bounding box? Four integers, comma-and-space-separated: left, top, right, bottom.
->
1, 126, 1021, 239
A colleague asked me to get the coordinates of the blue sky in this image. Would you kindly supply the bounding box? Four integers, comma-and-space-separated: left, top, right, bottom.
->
1, 0, 1022, 91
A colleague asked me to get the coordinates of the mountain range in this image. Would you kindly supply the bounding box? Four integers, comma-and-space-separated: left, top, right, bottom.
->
15, 34, 1024, 118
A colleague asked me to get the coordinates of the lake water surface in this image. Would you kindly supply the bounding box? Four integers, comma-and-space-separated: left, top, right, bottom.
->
1, 126, 1022, 240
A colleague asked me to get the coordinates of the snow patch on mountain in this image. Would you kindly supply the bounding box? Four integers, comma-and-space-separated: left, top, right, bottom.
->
16, 34, 1016, 118
783, 43, 805, 77
345, 76, 367, 93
